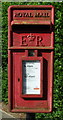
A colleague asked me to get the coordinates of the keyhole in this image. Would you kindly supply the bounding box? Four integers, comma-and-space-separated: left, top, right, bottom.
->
28, 50, 35, 56
18, 78, 20, 82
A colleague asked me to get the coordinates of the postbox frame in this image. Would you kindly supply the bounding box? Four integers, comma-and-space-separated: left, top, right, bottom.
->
8, 5, 54, 113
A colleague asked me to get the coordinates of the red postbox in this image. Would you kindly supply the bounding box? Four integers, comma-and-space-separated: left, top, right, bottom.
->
8, 5, 54, 113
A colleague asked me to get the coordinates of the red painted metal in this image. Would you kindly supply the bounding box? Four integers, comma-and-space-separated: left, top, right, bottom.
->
8, 5, 54, 113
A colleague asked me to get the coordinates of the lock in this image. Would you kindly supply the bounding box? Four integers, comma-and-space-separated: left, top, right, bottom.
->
8, 5, 54, 113
18, 78, 20, 82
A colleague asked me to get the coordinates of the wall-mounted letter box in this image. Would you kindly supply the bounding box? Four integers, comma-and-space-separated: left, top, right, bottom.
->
8, 5, 54, 113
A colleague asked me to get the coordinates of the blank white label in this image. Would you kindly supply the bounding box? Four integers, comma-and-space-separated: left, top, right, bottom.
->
22, 60, 40, 94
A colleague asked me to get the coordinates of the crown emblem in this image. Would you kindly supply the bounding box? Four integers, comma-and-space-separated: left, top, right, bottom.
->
27, 34, 35, 42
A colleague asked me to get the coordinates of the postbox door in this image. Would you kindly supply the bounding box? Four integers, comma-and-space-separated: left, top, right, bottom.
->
10, 49, 53, 112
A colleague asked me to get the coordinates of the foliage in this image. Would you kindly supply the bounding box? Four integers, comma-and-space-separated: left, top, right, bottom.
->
2, 2, 63, 119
